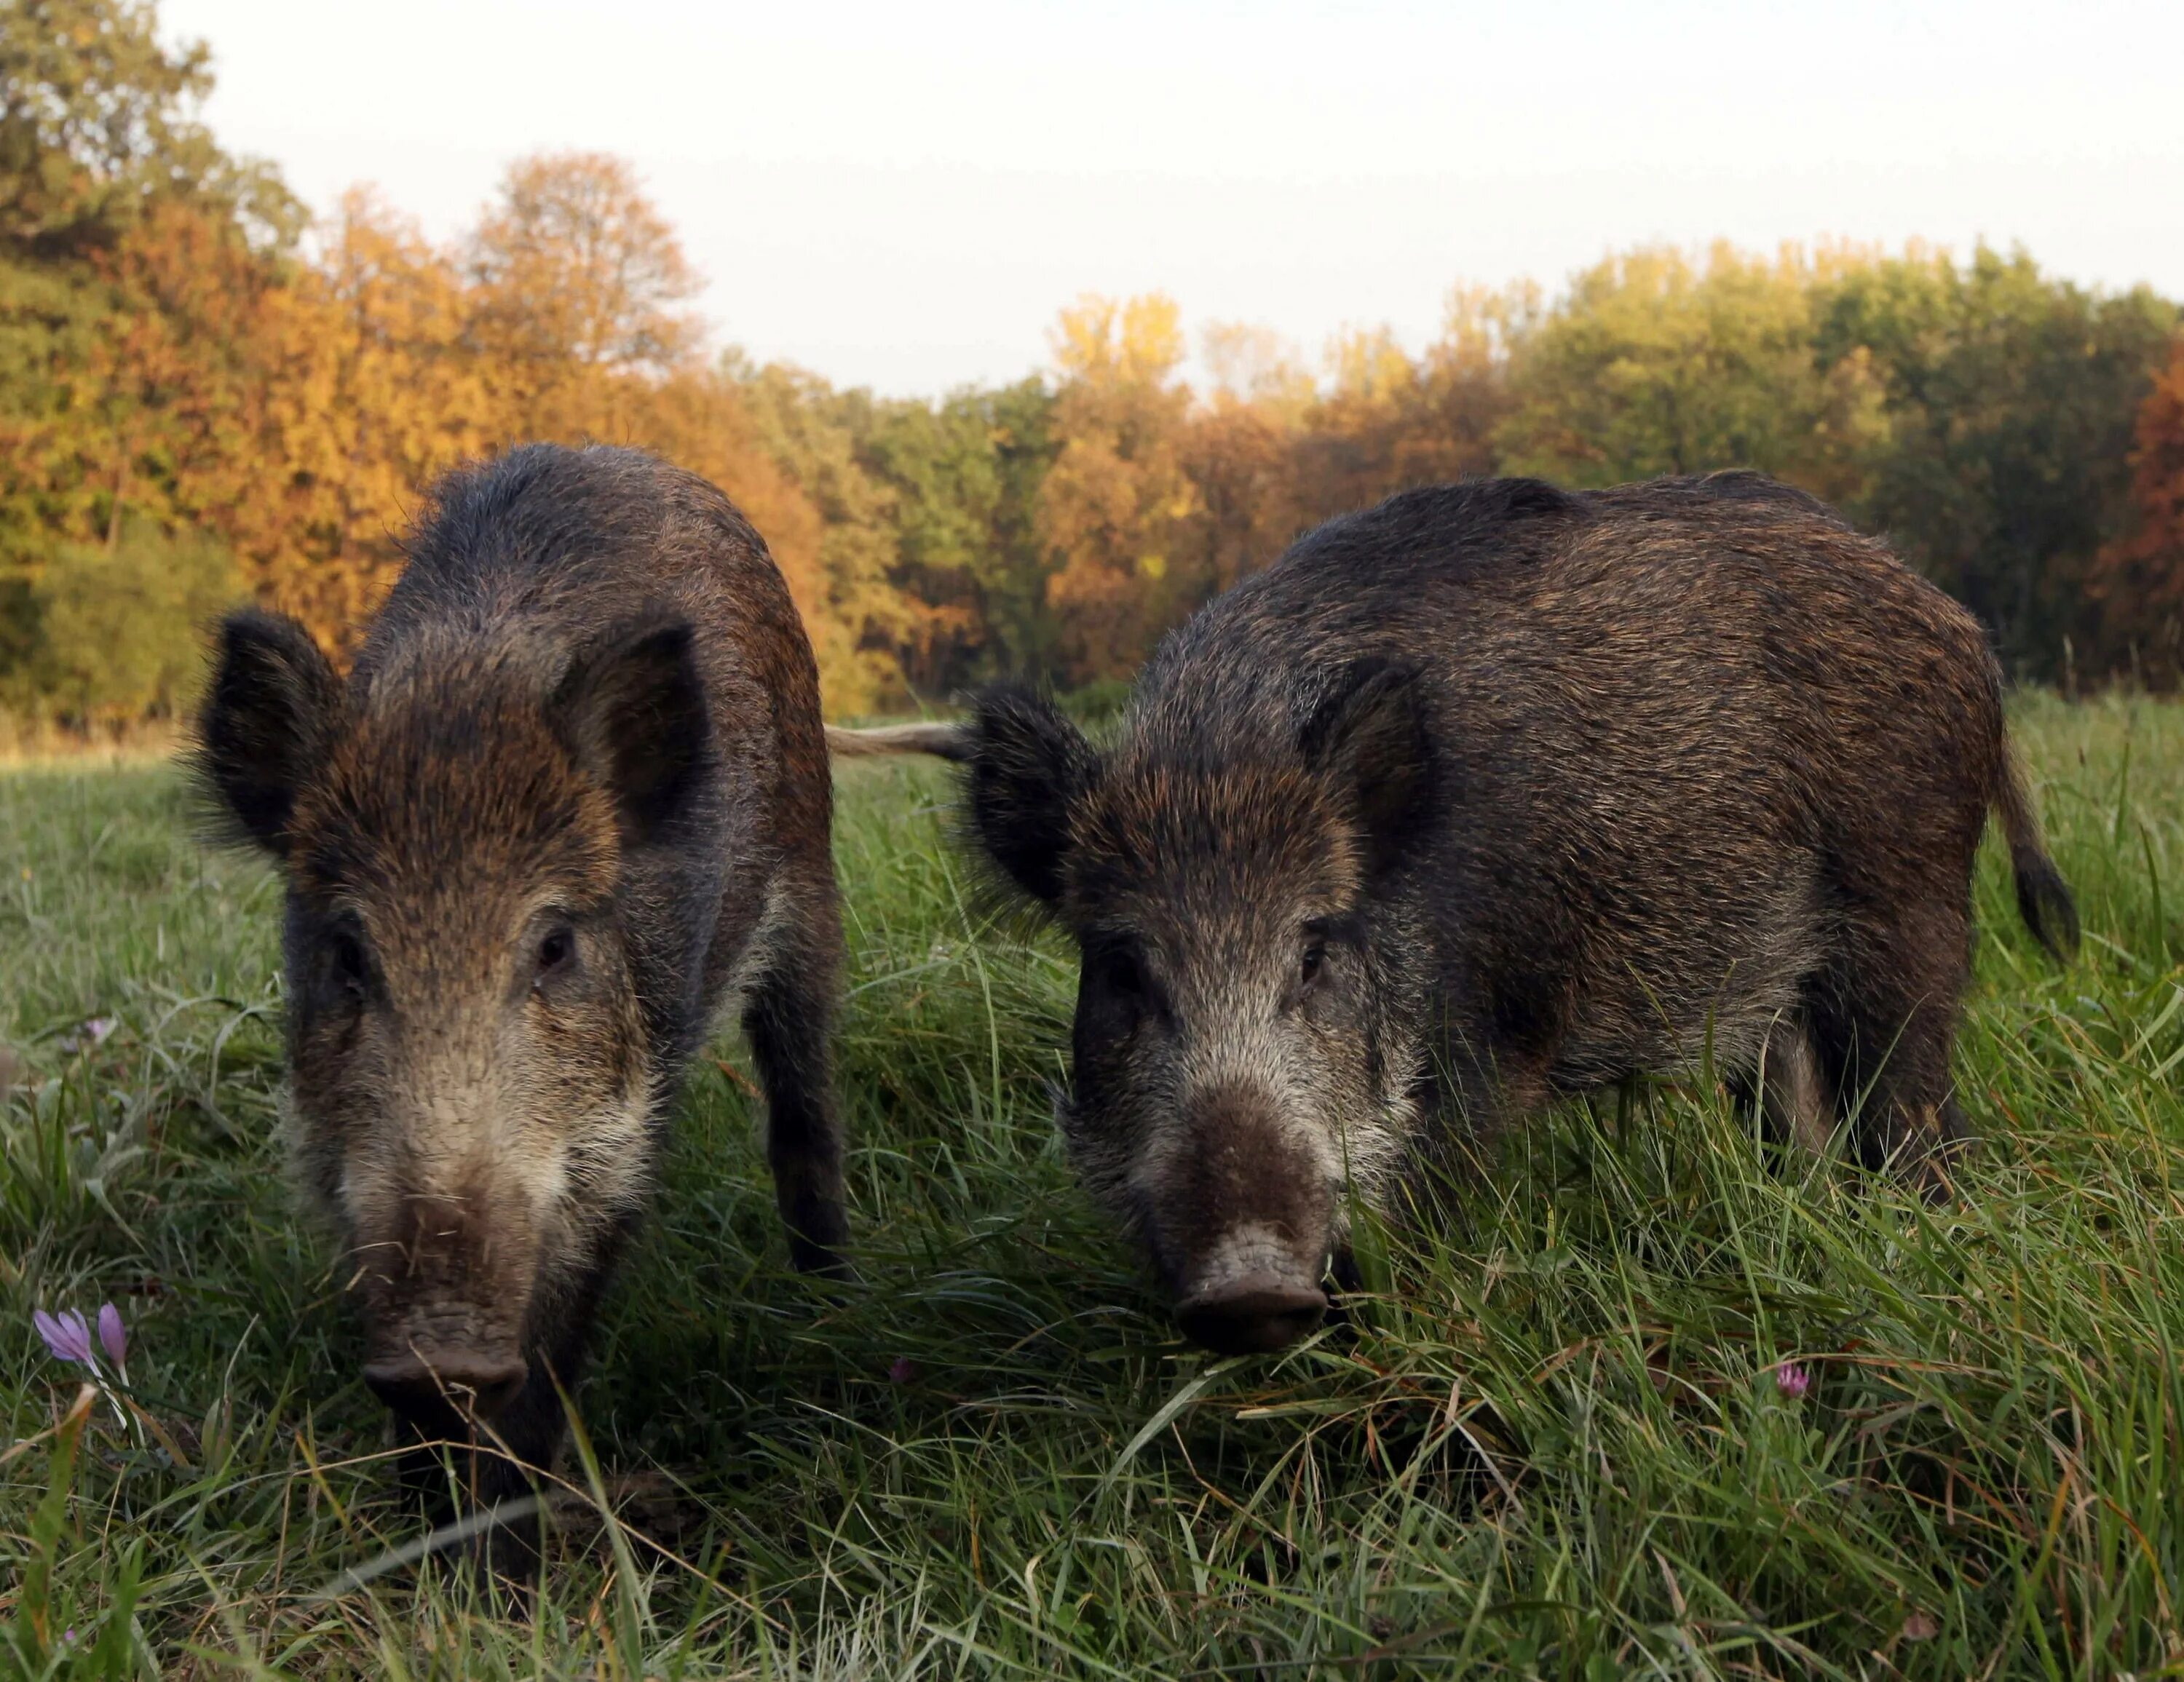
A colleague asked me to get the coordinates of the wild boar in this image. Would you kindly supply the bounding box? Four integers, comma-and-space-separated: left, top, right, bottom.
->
198, 443, 848, 1560
852, 471, 2078, 1357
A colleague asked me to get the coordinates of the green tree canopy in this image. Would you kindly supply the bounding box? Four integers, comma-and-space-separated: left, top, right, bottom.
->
0, 0, 296, 258
1814, 246, 2179, 678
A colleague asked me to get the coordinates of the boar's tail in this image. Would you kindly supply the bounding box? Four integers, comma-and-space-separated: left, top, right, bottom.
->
1995, 745, 2080, 962
825, 722, 973, 763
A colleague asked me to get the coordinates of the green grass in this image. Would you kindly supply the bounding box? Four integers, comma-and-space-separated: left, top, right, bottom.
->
4, 694, 2184, 1677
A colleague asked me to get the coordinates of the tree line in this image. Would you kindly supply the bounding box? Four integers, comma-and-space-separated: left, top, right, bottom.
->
5, 0, 2184, 725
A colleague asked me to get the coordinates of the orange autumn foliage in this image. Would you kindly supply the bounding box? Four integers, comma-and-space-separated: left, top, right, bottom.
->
31, 156, 866, 707
2090, 334, 2184, 685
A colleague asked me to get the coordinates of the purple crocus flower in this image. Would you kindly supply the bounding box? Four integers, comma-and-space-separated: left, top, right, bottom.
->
888, 1357, 917, 1385
98, 1303, 126, 1373
1774, 1361, 1811, 1400
59, 1017, 116, 1055
34, 1309, 97, 1369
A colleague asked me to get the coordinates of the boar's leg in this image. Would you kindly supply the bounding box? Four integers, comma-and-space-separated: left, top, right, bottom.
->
1805, 899, 1973, 1194
1754, 1009, 1836, 1157
743, 886, 850, 1275
388, 1418, 550, 1585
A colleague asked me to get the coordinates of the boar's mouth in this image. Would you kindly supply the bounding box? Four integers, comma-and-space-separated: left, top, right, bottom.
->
363, 1339, 531, 1430
1160, 1219, 1332, 1355
1173, 1274, 1331, 1355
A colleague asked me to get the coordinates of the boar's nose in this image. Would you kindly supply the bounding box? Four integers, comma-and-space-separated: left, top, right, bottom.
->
1174, 1274, 1329, 1355
363, 1349, 529, 1422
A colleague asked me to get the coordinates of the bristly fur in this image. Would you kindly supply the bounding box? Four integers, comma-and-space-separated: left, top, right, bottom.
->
889, 683, 1107, 938
190, 608, 344, 857
941, 468, 2079, 1354
193, 443, 850, 1578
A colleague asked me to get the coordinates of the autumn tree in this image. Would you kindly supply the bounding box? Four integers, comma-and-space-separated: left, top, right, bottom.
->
859, 377, 1057, 691
1495, 243, 1880, 492
721, 360, 1061, 706
1039, 293, 1200, 681
1815, 245, 2178, 678
465, 150, 702, 440
0, 0, 293, 703
1184, 323, 1312, 600
2087, 334, 2184, 684
1287, 290, 1522, 527
234, 191, 500, 643
1201, 322, 1313, 413
0, 0, 295, 259
0, 0, 298, 560
82, 201, 280, 546
722, 357, 916, 710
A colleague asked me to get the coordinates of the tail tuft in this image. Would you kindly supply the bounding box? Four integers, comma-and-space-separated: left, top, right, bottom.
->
1995, 747, 2079, 963
2012, 849, 2081, 963
825, 721, 972, 763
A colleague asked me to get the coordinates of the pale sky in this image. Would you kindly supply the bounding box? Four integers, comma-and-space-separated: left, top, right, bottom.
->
163, 0, 2184, 397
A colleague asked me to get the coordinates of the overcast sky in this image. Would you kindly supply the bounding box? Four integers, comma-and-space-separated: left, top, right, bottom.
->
162, 0, 2184, 397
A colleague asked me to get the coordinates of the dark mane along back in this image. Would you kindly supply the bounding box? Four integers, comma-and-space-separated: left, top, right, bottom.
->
392, 445, 669, 602
1287, 476, 1586, 574
1578, 468, 1851, 527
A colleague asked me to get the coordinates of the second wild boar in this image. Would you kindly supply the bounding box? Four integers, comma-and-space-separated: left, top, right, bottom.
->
915, 472, 2078, 1356
198, 444, 848, 1561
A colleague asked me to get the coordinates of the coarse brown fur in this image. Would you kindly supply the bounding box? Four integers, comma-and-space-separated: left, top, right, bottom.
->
197, 443, 847, 1573
887, 470, 2078, 1356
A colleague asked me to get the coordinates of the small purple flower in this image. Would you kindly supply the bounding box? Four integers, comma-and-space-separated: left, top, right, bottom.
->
1774, 1361, 1811, 1400
888, 1357, 917, 1385
98, 1303, 126, 1372
34, 1309, 96, 1369
60, 1017, 116, 1055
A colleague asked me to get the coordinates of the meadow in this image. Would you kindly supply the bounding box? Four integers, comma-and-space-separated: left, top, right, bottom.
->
3, 695, 2184, 1678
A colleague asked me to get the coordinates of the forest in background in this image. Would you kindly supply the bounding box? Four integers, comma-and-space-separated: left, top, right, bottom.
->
4, 0, 2184, 724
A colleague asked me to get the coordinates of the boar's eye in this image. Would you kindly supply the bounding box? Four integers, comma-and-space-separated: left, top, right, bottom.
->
326, 929, 368, 996
1087, 944, 1160, 1020
534, 924, 577, 985
1299, 940, 1327, 989
1100, 949, 1145, 1000
1084, 939, 1163, 1030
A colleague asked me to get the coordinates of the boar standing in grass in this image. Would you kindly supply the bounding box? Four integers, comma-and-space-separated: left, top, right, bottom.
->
199, 443, 848, 1563
850, 471, 2078, 1357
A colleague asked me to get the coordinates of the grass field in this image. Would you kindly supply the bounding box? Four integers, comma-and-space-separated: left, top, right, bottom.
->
4, 695, 2184, 1678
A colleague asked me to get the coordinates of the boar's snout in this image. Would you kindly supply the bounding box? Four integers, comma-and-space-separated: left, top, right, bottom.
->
1144, 1084, 1334, 1355
349, 1190, 542, 1430
363, 1346, 529, 1424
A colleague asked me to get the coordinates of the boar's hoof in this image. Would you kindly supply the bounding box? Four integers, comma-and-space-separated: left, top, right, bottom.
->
1174, 1277, 1329, 1355
788, 1230, 855, 1281
364, 1351, 529, 1422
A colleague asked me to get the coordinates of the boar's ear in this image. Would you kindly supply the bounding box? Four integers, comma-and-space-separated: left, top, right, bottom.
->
1300, 661, 1433, 879
557, 612, 713, 846
963, 683, 1099, 905
197, 609, 342, 856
